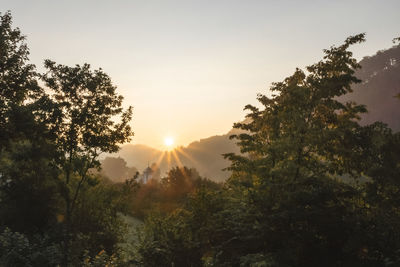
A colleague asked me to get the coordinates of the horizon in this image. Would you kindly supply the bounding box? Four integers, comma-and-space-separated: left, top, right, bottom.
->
2, 0, 400, 149
120, 129, 232, 150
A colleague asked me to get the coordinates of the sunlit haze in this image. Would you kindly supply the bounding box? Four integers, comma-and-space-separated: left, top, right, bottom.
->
164, 137, 174, 150
3, 0, 399, 149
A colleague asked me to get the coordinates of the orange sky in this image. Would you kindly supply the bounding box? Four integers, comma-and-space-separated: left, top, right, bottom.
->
3, 0, 400, 150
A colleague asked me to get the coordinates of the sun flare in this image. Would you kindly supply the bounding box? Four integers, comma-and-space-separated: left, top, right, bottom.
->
164, 137, 174, 149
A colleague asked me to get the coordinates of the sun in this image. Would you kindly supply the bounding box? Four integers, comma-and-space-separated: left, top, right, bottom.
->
164, 137, 174, 149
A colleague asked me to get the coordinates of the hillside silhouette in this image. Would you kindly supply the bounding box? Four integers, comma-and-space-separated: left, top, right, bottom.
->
110, 134, 240, 182
341, 41, 400, 130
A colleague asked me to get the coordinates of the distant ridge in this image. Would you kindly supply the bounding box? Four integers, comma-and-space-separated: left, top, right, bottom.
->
113, 133, 240, 182
342, 42, 400, 131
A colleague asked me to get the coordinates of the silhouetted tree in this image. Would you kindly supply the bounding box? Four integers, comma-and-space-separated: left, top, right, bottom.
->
100, 156, 138, 182
0, 11, 42, 149
41, 60, 133, 265
0, 11, 62, 234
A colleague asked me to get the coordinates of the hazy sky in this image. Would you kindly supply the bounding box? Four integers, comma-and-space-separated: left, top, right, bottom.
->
2, 0, 399, 150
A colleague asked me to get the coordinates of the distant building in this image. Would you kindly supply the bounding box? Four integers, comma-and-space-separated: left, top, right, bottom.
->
140, 166, 153, 184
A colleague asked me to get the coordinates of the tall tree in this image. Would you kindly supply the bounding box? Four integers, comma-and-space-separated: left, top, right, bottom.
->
41, 60, 133, 265
0, 11, 42, 149
225, 34, 367, 185
0, 11, 62, 234
0, 11, 135, 265
220, 34, 382, 266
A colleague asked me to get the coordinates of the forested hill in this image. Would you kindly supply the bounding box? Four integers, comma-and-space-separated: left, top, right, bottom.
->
342, 42, 400, 130
113, 43, 400, 182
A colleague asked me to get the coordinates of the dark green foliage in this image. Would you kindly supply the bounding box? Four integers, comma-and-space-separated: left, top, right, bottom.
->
0, 11, 134, 266
40, 48, 134, 266
359, 123, 400, 263
220, 34, 400, 266
130, 166, 220, 219
42, 60, 133, 157
137, 186, 224, 267
225, 34, 367, 181
67, 177, 129, 265
0, 11, 42, 149
0, 228, 62, 267
0, 11, 61, 236
0, 139, 61, 234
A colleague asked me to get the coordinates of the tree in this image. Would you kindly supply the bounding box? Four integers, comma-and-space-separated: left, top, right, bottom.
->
100, 156, 138, 182
225, 34, 367, 184
223, 34, 370, 265
67, 177, 130, 264
0, 12, 68, 266
0, 11, 135, 266
0, 11, 62, 234
136, 179, 223, 267
217, 34, 388, 266
0, 11, 42, 149
0, 137, 61, 234
358, 122, 400, 263
220, 33, 400, 266
41, 60, 133, 265
0, 228, 62, 266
